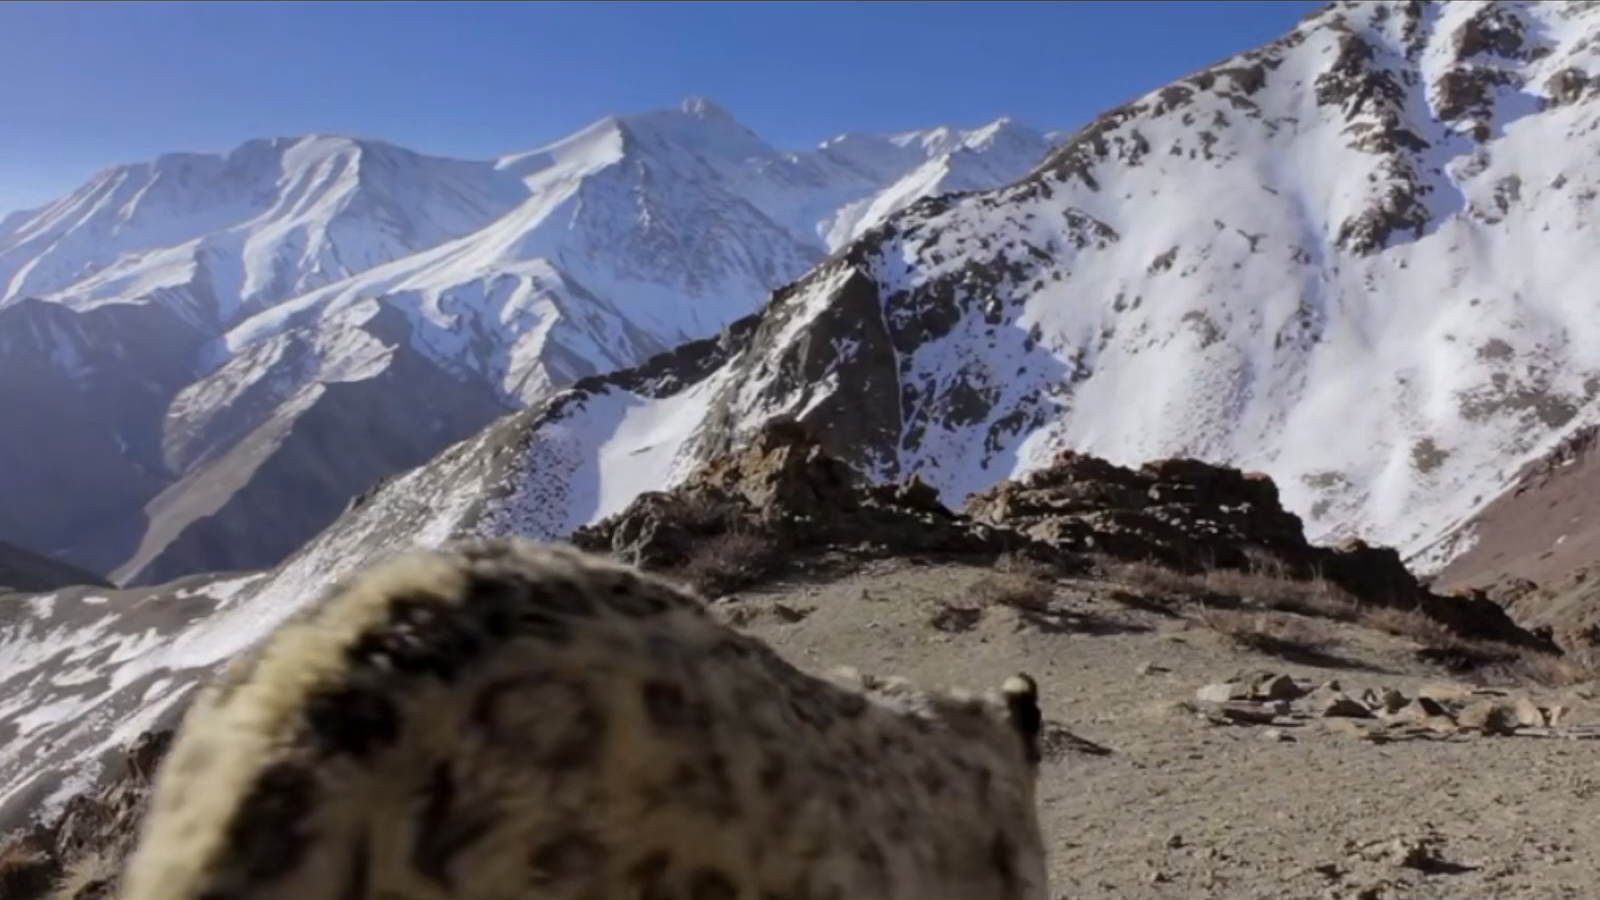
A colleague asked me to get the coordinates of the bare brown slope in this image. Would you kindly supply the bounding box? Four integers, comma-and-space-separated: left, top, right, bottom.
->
1433, 426, 1600, 646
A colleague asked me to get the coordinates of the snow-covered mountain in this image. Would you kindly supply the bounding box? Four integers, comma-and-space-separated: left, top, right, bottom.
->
0, 99, 1061, 584
220, 0, 1600, 577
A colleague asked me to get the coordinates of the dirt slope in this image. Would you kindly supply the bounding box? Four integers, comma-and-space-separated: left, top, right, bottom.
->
1433, 425, 1600, 652
727, 560, 1600, 900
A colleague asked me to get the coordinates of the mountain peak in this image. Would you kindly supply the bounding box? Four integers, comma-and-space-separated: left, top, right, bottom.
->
615, 97, 773, 163
678, 96, 738, 122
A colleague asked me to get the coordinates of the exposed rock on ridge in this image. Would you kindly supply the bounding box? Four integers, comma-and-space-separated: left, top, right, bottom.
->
576, 418, 1545, 651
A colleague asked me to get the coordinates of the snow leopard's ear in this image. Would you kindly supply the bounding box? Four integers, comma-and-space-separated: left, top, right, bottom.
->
1001, 673, 1042, 765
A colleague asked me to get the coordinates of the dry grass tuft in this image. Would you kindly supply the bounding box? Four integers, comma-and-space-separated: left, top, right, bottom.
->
971, 571, 1057, 613
1103, 555, 1360, 619
1195, 606, 1342, 657
1100, 558, 1207, 601
1103, 553, 1600, 684
676, 529, 781, 596
1358, 605, 1600, 686
1202, 568, 1361, 619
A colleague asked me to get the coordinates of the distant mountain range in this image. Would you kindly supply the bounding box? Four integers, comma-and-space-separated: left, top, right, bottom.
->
0, 98, 1063, 584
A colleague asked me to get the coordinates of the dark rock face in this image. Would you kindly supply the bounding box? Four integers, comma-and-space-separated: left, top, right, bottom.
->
0, 542, 112, 593
115, 328, 514, 587
965, 450, 1545, 650
0, 730, 173, 900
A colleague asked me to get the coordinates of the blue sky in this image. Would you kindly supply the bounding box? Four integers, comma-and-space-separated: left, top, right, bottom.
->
0, 0, 1321, 216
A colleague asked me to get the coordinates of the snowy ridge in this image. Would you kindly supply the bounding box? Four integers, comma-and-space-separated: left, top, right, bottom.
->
353, 0, 1600, 570
0, 137, 530, 323
0, 573, 269, 825
213, 104, 1061, 405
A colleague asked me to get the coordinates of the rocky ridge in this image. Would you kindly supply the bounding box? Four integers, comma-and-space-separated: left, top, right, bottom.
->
571, 419, 1542, 650
0, 544, 111, 595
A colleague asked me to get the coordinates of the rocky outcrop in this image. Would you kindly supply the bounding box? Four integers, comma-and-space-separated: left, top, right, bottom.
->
964, 453, 1307, 569
574, 420, 1547, 650
572, 418, 1064, 590
965, 450, 1543, 648
0, 730, 171, 900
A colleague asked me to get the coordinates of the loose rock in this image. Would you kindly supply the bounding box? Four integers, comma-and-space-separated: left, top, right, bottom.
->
1456, 700, 1517, 736
1512, 695, 1546, 728
1196, 681, 1252, 703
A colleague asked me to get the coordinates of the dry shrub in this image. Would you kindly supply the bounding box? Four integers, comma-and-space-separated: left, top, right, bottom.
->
969, 553, 1063, 612
1100, 558, 1205, 599
1103, 554, 1361, 622
675, 492, 746, 532
1104, 554, 1595, 685
677, 530, 780, 596
1356, 605, 1600, 685
1501, 649, 1600, 688
1196, 607, 1341, 656
1202, 568, 1361, 620
1355, 604, 1511, 671
992, 552, 1061, 581
1356, 605, 1458, 646
972, 569, 1057, 613
1239, 545, 1288, 574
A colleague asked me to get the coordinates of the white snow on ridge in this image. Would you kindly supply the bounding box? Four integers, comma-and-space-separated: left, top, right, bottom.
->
0, 571, 268, 821
592, 380, 723, 522
4, 99, 1060, 406
3, 137, 531, 321
459, 1, 1600, 573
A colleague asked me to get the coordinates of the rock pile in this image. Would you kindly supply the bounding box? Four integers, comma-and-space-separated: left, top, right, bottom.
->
1189, 670, 1593, 743
964, 453, 1308, 569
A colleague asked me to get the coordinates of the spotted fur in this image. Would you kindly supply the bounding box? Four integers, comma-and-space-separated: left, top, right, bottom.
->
119, 538, 1048, 900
